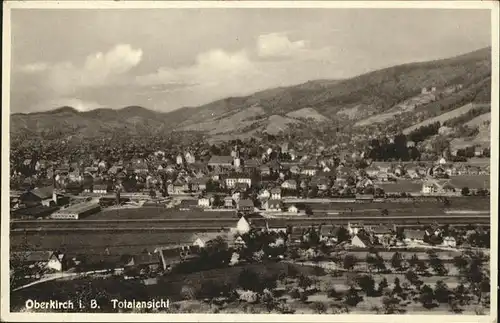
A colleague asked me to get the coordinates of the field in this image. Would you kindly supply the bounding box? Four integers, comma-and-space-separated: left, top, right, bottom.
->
11, 260, 489, 314
10, 230, 209, 254
86, 208, 239, 220
465, 112, 491, 128
377, 180, 424, 193
449, 175, 490, 190
402, 103, 489, 134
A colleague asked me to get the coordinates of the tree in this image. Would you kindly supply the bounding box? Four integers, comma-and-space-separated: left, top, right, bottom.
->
382, 294, 404, 314
392, 277, 403, 296
408, 253, 420, 269
461, 187, 470, 196
374, 254, 387, 273
312, 302, 327, 314
336, 226, 351, 243
405, 270, 422, 289
343, 254, 357, 271
298, 274, 313, 290
238, 269, 260, 292
428, 251, 448, 276
391, 252, 404, 273
453, 255, 468, 275
356, 274, 376, 296
344, 287, 363, 307
327, 286, 342, 300
419, 284, 437, 309
434, 280, 451, 303
378, 278, 389, 294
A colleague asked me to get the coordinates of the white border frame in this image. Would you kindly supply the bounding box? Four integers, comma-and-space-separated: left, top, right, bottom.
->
2, 1, 498, 322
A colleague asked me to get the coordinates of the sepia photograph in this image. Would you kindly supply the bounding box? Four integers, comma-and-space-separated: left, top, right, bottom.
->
1, 1, 498, 321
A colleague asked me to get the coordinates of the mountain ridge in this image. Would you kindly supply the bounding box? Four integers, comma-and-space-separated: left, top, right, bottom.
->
10, 47, 491, 142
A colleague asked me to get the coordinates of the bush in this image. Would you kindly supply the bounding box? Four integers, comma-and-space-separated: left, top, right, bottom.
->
344, 287, 363, 307
312, 302, 327, 314
289, 288, 301, 299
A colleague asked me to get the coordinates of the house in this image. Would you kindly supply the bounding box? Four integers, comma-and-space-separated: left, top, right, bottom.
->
290, 166, 301, 174
176, 154, 184, 165
281, 179, 297, 190
190, 177, 208, 192
393, 165, 404, 177
93, 184, 108, 194
243, 159, 260, 170
356, 178, 373, 189
208, 156, 233, 169
287, 205, 299, 213
47, 252, 67, 271
192, 232, 225, 248
234, 182, 250, 192
270, 187, 281, 200
224, 196, 235, 208
265, 199, 282, 211
351, 233, 373, 248
259, 189, 271, 199
153, 248, 193, 271
406, 166, 419, 179
365, 165, 380, 178
235, 216, 251, 235
317, 177, 330, 191
19, 186, 56, 207
178, 199, 198, 211
371, 225, 393, 245
259, 165, 271, 175
347, 222, 363, 236
131, 159, 149, 174
373, 162, 392, 174
198, 197, 211, 208
421, 179, 456, 195
237, 199, 254, 213
404, 230, 425, 244
185, 152, 195, 164
169, 179, 189, 194
301, 165, 317, 176
225, 176, 251, 189
441, 236, 457, 248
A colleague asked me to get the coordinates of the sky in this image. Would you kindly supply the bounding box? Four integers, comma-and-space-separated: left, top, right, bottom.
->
10, 8, 492, 113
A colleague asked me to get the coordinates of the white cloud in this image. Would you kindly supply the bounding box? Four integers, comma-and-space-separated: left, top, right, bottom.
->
257, 33, 306, 58
32, 98, 105, 112
20, 62, 49, 73
39, 44, 143, 95
137, 49, 258, 88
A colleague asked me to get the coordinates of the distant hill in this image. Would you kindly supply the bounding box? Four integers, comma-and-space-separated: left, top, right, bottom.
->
10, 47, 491, 142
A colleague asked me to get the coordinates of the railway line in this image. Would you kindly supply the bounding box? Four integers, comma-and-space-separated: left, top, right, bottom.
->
11, 214, 490, 231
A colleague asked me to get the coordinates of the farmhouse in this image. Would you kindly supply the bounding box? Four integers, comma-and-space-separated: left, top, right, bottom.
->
208, 156, 233, 169
238, 199, 254, 213
281, 179, 297, 190
270, 187, 281, 200
404, 230, 425, 244
351, 233, 373, 248
93, 184, 108, 194
265, 199, 282, 211
421, 179, 456, 195
224, 196, 235, 208
198, 197, 211, 208
20, 186, 56, 207
225, 176, 251, 189
125, 254, 161, 272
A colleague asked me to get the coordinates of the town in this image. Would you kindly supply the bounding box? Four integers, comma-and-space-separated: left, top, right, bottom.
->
9, 132, 491, 314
